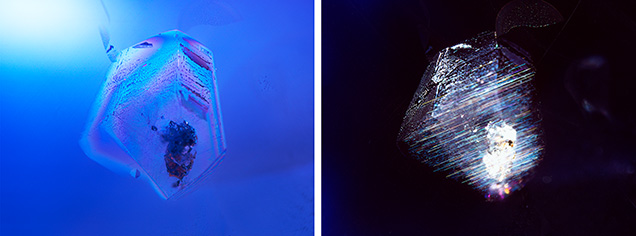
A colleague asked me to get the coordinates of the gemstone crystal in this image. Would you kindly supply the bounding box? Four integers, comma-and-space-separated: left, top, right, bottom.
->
398, 32, 543, 200
80, 30, 226, 199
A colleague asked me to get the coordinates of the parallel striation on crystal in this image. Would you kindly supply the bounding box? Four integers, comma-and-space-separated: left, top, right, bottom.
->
81, 30, 226, 199
398, 32, 543, 200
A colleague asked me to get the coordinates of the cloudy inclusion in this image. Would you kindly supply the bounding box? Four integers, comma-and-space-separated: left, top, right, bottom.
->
483, 121, 516, 183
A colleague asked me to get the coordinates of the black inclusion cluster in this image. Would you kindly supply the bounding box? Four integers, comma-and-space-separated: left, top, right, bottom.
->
161, 120, 197, 186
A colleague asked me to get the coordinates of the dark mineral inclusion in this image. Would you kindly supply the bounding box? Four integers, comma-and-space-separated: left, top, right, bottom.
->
161, 120, 198, 187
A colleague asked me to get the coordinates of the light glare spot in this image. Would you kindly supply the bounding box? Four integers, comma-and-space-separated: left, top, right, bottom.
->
0, 0, 100, 66
483, 121, 517, 182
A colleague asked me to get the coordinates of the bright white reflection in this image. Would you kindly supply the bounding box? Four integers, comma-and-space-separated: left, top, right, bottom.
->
483, 121, 517, 182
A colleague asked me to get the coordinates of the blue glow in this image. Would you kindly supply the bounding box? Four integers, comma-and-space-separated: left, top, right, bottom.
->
0, 0, 103, 67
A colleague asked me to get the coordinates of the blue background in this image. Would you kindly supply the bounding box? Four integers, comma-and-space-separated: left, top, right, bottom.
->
0, 0, 314, 235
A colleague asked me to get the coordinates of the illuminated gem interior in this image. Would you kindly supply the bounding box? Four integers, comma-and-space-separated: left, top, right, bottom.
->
398, 31, 543, 200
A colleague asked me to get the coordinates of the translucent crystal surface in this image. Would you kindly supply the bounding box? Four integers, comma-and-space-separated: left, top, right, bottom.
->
398, 32, 543, 200
80, 30, 226, 199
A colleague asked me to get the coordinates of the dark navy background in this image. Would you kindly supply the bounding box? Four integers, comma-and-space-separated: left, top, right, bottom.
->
323, 0, 636, 235
0, 0, 313, 235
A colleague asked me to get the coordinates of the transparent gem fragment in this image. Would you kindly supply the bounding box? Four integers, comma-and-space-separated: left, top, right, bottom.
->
81, 30, 226, 199
397, 32, 543, 200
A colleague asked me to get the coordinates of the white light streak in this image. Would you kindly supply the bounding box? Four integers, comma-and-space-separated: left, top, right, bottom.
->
450, 43, 472, 50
